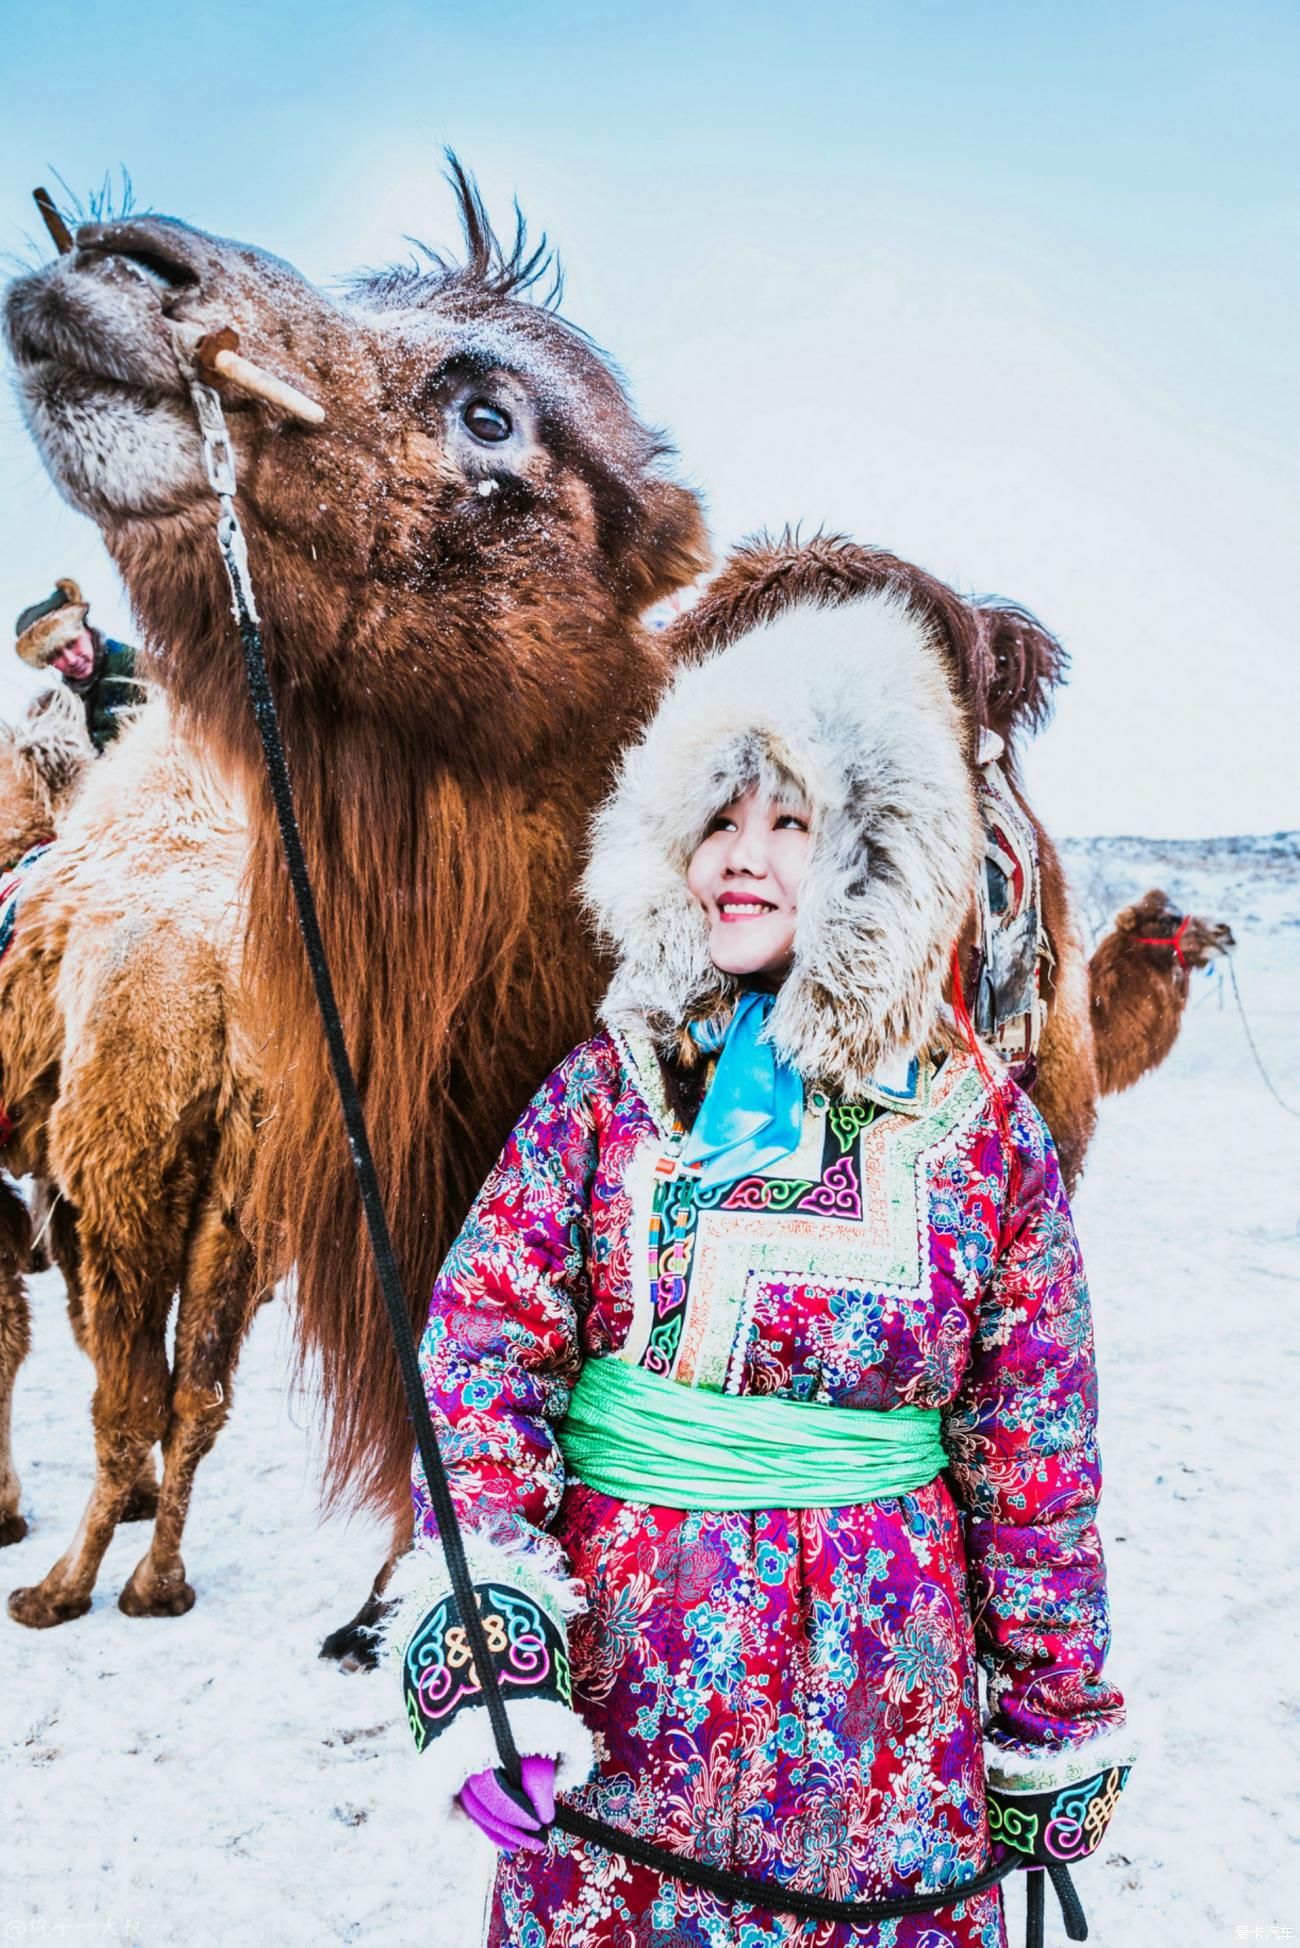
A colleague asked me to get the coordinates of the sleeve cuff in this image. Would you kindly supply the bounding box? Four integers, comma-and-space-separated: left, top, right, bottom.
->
404, 1686, 596, 1823
984, 1721, 1139, 1793
374, 1532, 595, 1812
401, 1575, 573, 1750
985, 1724, 1137, 1865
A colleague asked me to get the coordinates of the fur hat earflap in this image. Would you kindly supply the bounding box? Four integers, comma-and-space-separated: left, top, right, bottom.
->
583, 581, 983, 1095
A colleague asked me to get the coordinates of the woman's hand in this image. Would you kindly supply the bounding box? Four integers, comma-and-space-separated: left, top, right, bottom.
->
457, 1755, 557, 1852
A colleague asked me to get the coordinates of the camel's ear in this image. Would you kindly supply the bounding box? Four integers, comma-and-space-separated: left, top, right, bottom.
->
621, 480, 711, 614
1115, 904, 1140, 932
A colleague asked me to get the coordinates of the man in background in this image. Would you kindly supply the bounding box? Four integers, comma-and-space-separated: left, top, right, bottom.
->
14, 578, 147, 751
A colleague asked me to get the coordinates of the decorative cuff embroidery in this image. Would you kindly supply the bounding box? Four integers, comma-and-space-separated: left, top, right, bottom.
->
403, 1579, 573, 1754
987, 1761, 1132, 1864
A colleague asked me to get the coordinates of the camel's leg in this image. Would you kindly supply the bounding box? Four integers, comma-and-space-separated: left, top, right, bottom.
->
119, 1196, 259, 1619
7, 914, 240, 1627
0, 1181, 34, 1547
7, 1231, 176, 1628
42, 1188, 158, 1523
319, 1523, 406, 1672
7, 1121, 202, 1628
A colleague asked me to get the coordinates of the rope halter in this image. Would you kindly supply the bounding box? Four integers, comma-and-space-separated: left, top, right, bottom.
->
1132, 911, 1191, 969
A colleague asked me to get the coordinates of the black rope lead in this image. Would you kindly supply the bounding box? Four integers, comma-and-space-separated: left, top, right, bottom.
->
1047, 1864, 1088, 1941
212, 496, 1082, 1942
217, 512, 523, 1791
556, 1803, 1023, 1923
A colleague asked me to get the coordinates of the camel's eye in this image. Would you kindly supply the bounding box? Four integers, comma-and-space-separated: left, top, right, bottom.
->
462, 398, 512, 443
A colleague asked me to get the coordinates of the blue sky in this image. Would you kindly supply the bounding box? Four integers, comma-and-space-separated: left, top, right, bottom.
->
1, 0, 1295, 834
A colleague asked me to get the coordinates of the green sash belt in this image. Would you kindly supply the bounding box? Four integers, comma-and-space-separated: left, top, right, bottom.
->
557, 1357, 947, 1511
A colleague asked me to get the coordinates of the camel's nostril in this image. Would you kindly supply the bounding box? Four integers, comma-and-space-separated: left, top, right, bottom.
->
91, 244, 200, 294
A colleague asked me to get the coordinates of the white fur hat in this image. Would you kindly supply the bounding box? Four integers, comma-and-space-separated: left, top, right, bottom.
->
582, 585, 982, 1095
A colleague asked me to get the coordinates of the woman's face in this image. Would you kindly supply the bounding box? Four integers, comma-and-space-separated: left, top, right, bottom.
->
686, 787, 811, 978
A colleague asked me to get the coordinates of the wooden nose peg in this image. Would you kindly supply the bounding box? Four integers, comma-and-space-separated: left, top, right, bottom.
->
188, 325, 326, 427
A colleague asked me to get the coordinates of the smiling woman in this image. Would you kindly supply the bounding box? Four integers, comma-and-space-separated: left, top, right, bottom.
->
388, 577, 1133, 1947
686, 788, 811, 978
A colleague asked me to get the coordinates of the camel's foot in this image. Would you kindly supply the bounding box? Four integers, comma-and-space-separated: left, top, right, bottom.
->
120, 1482, 160, 1524
118, 1561, 196, 1619
8, 1579, 92, 1628
318, 1609, 387, 1672
0, 1509, 28, 1548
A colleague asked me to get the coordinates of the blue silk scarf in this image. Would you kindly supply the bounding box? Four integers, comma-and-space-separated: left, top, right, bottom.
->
678, 990, 805, 1188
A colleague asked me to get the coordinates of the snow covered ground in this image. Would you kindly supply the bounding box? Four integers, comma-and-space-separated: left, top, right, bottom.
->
2, 838, 1297, 1948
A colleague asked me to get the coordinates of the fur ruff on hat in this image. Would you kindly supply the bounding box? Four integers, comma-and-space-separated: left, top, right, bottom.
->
15, 579, 89, 670
583, 588, 983, 1097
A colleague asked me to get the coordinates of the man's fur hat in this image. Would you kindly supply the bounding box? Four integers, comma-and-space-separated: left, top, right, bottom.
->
584, 544, 985, 1097
15, 579, 89, 669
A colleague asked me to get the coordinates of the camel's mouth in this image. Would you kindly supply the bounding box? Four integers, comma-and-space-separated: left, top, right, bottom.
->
4, 225, 227, 518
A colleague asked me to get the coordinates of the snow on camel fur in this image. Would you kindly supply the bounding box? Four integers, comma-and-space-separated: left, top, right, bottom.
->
586, 591, 982, 1092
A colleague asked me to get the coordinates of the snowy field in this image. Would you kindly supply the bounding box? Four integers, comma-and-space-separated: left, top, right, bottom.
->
2, 837, 1297, 1948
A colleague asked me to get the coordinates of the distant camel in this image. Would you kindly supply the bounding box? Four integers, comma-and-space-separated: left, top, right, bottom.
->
0, 685, 94, 868
1090, 888, 1234, 1096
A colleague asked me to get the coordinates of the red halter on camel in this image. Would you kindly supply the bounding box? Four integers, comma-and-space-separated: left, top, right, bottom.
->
1133, 912, 1192, 969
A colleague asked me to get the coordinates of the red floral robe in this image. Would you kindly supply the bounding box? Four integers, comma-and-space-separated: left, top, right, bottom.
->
399, 1030, 1126, 1947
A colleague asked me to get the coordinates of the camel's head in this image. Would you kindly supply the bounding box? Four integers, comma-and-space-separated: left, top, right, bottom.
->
4, 164, 709, 765
0, 686, 96, 868
1115, 888, 1235, 970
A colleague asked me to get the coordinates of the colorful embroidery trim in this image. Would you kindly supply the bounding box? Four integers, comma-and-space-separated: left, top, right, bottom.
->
403, 1581, 572, 1754
642, 1100, 881, 1379
987, 1763, 1132, 1863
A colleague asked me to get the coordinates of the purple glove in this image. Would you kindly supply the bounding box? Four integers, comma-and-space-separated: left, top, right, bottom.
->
457, 1755, 557, 1853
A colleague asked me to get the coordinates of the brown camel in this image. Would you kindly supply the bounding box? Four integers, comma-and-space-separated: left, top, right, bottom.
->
0, 170, 1134, 1653
0, 692, 259, 1614
0, 686, 97, 1546
1090, 887, 1234, 1096
2, 168, 710, 1644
